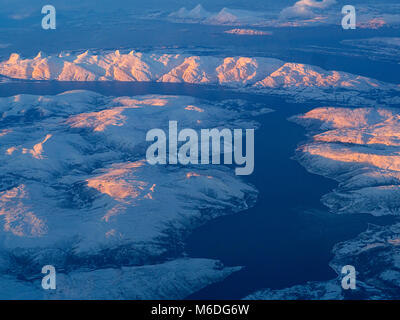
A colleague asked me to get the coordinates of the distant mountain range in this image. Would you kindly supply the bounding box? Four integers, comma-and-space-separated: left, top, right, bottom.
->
1, 50, 399, 106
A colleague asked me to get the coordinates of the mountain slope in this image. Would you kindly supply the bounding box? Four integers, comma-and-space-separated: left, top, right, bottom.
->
1, 51, 399, 106
291, 107, 400, 216
0, 90, 269, 299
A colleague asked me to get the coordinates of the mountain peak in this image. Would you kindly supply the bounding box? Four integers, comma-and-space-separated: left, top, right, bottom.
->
34, 51, 45, 59
8, 53, 20, 63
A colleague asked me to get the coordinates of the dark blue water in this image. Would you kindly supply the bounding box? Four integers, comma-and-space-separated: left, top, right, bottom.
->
184, 101, 395, 299
0, 81, 396, 299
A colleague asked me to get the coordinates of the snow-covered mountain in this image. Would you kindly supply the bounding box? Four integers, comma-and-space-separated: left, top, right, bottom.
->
168, 5, 268, 26
245, 223, 400, 300
0, 90, 268, 299
165, 3, 400, 28
169, 4, 212, 21
1, 50, 399, 106
291, 107, 400, 216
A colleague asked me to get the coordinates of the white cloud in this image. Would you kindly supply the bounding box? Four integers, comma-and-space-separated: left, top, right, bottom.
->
280, 0, 336, 19
9, 12, 32, 20
297, 0, 336, 9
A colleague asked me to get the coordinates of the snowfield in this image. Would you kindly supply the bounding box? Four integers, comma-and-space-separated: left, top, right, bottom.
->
0, 90, 267, 299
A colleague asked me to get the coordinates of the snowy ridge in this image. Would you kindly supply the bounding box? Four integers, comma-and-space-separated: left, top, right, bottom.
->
1, 50, 399, 106
165, 3, 400, 28
290, 107, 400, 216
0, 51, 285, 84
0, 90, 266, 299
168, 4, 268, 26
